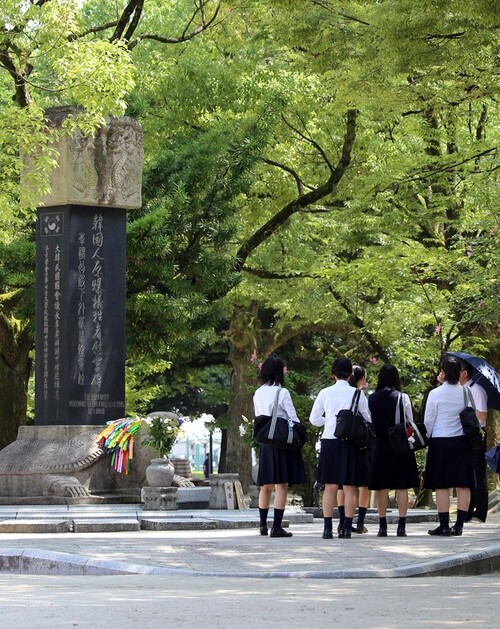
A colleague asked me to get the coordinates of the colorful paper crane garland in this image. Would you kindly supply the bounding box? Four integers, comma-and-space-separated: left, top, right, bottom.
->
97, 417, 143, 475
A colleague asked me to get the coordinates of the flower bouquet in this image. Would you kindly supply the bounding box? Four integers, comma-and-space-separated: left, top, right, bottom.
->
141, 413, 183, 459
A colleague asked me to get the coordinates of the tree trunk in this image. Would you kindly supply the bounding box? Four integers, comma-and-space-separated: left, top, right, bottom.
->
226, 303, 260, 491
226, 353, 253, 491
217, 428, 227, 473
0, 319, 32, 449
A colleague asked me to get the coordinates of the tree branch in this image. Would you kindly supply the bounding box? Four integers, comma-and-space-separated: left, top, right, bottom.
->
402, 147, 497, 183
260, 158, 306, 195
375, 146, 497, 194
129, 2, 221, 49
0, 49, 32, 107
259, 321, 344, 359
328, 286, 391, 363
425, 32, 466, 41
111, 0, 144, 42
281, 114, 334, 173
234, 109, 357, 272
310, 1, 371, 26
124, 0, 145, 41
243, 267, 314, 280
72, 21, 119, 40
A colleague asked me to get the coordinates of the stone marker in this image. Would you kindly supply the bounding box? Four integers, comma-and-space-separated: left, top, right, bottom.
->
0, 107, 145, 502
34, 106, 143, 425
209, 474, 239, 510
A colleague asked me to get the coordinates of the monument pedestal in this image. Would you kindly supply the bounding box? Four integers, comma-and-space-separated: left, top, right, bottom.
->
0, 425, 152, 504
141, 486, 178, 511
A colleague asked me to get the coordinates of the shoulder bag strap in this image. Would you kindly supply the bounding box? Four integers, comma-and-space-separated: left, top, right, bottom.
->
463, 386, 475, 409
401, 393, 408, 426
400, 393, 426, 447
268, 387, 281, 439
272, 387, 281, 418
394, 393, 403, 425
350, 388, 362, 414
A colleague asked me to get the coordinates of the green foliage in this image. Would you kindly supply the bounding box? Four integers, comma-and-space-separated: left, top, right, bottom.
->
124, 49, 281, 399
125, 358, 172, 416
232, 0, 499, 369
0, 0, 498, 457
0, 2, 135, 219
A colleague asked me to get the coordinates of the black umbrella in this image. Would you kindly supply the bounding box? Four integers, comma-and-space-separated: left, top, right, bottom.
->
446, 351, 500, 411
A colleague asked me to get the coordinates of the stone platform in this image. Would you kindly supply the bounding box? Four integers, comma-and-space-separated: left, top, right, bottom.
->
0, 504, 441, 534
0, 503, 312, 534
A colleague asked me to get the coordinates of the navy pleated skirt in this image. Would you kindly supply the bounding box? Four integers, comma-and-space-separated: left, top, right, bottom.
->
316, 439, 370, 486
424, 436, 475, 489
257, 444, 306, 486
369, 435, 420, 490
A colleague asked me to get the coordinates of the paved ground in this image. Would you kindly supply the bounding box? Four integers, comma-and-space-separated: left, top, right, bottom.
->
0, 506, 499, 627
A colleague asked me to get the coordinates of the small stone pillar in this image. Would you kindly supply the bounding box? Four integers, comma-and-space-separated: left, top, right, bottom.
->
249, 485, 260, 508
141, 486, 178, 510
209, 473, 239, 509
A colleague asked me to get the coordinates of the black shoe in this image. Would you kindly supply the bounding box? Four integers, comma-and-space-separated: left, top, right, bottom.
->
270, 527, 293, 538
396, 527, 407, 537
353, 524, 368, 534
338, 529, 351, 539
322, 529, 333, 539
451, 525, 463, 536
428, 526, 452, 536
337, 522, 344, 533
259, 526, 268, 536
377, 527, 388, 537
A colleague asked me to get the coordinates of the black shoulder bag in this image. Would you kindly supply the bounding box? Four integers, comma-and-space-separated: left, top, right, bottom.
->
388, 394, 410, 456
334, 389, 373, 450
388, 394, 429, 456
459, 386, 483, 450
253, 388, 307, 451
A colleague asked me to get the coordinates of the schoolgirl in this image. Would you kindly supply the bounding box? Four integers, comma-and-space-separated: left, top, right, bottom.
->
368, 364, 419, 537
424, 356, 475, 536
309, 357, 371, 539
254, 355, 306, 537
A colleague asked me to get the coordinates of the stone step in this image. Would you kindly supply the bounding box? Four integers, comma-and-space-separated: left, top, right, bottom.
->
0, 520, 71, 534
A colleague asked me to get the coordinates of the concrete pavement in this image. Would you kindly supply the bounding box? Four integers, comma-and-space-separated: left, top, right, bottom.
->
0, 505, 499, 627
0, 505, 499, 577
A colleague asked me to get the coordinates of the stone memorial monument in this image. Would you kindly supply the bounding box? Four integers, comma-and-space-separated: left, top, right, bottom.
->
35, 107, 143, 424
0, 107, 149, 502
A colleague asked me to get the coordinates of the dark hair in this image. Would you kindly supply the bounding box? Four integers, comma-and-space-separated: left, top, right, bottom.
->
441, 356, 461, 385
349, 365, 366, 388
332, 357, 352, 379
259, 355, 285, 386
376, 364, 401, 391
460, 360, 473, 379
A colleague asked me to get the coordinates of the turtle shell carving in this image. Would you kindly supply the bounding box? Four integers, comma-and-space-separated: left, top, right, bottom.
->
0, 429, 103, 475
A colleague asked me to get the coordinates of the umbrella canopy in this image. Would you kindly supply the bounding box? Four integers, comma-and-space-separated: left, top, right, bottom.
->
446, 351, 500, 411
485, 445, 500, 474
